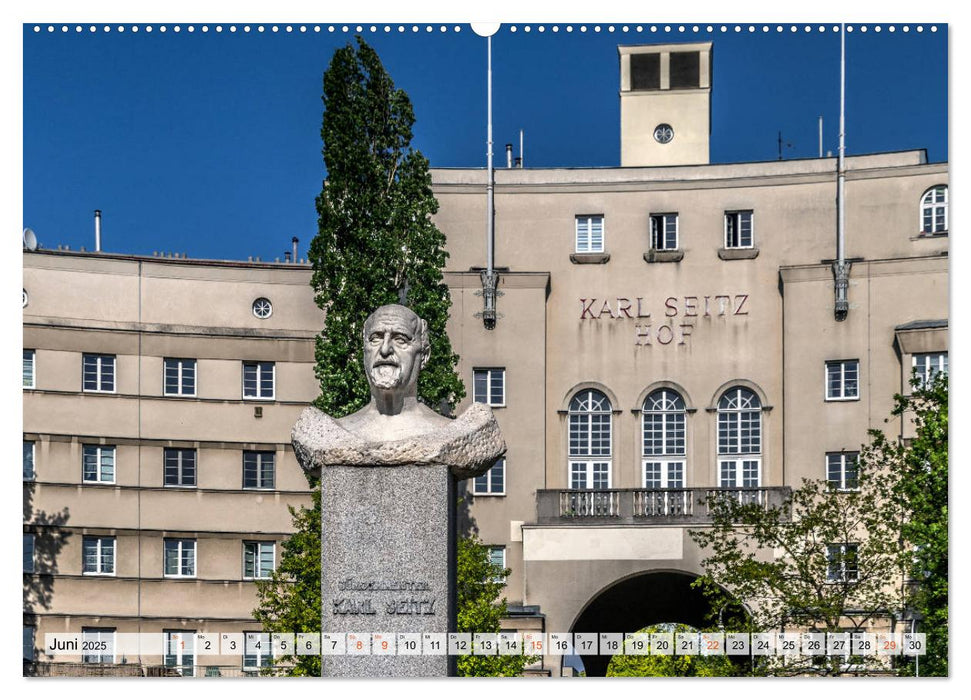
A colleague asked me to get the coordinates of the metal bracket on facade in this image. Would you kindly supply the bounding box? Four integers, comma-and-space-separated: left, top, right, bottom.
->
833, 261, 851, 322
476, 270, 502, 329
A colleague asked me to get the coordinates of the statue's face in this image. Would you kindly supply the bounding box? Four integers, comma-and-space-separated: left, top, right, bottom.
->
363, 307, 424, 394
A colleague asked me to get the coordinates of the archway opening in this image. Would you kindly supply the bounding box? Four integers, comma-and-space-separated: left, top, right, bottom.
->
568, 570, 746, 677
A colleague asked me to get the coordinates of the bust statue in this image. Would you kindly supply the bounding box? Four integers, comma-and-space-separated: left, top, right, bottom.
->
292, 304, 505, 479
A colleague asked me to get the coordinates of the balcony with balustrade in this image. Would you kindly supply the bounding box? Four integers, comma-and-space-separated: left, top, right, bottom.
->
535, 487, 791, 526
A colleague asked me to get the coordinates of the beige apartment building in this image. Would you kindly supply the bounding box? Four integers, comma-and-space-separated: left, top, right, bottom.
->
24, 41, 947, 677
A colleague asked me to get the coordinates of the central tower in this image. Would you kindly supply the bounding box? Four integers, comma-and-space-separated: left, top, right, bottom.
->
619, 42, 712, 166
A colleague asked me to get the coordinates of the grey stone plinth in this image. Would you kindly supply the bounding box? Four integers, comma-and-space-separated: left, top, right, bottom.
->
321, 464, 454, 677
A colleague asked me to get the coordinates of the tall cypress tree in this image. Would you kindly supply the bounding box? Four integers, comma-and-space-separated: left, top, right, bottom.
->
254, 36, 464, 676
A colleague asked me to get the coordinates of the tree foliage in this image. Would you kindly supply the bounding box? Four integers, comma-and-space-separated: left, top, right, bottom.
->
309, 35, 464, 417
864, 372, 948, 676
455, 534, 533, 677
606, 624, 737, 677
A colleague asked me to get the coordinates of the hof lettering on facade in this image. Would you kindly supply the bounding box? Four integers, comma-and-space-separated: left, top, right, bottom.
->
579, 294, 750, 346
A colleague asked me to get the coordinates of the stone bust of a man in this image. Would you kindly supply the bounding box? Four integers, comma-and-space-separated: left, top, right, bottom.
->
292, 304, 504, 478
338, 304, 451, 442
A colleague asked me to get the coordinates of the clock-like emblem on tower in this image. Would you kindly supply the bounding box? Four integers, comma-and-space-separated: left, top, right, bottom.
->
653, 123, 674, 144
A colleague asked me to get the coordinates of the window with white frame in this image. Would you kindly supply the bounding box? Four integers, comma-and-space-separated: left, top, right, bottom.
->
826, 543, 859, 583
82, 535, 115, 575
642, 389, 686, 488
488, 546, 507, 583
82, 445, 115, 484
23, 626, 35, 662
568, 389, 612, 490
164, 448, 197, 487
717, 387, 762, 488
650, 213, 679, 251
920, 185, 948, 235
242, 361, 275, 399
826, 360, 860, 400
23, 533, 34, 573
23, 349, 35, 389
724, 211, 754, 248
243, 632, 271, 670
164, 357, 196, 396
164, 630, 196, 676
827, 452, 859, 491
23, 441, 35, 481
163, 538, 196, 578
575, 215, 605, 254
81, 627, 115, 664
473, 457, 505, 495
243, 541, 275, 580
82, 353, 115, 392
243, 451, 275, 489
913, 352, 948, 388
473, 368, 505, 406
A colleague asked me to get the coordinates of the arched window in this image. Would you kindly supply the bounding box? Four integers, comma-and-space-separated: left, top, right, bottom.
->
717, 387, 762, 488
641, 389, 685, 488
568, 389, 612, 490
921, 185, 948, 235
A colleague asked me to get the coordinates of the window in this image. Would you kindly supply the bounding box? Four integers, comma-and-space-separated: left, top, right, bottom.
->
164, 448, 197, 487
488, 546, 507, 584
568, 389, 612, 489
631, 53, 661, 90
82, 627, 115, 664
243, 632, 271, 670
826, 544, 859, 583
23, 349, 35, 389
82, 445, 115, 484
827, 452, 859, 491
163, 538, 196, 578
82, 353, 115, 392
642, 389, 686, 488
826, 360, 860, 400
717, 387, 762, 488
23, 533, 34, 573
650, 213, 679, 251
242, 361, 274, 400
23, 441, 34, 481
82, 536, 115, 575
23, 626, 35, 662
725, 211, 754, 248
670, 50, 701, 89
243, 451, 275, 490
913, 352, 947, 387
164, 358, 196, 396
473, 458, 505, 495
575, 215, 604, 254
164, 630, 196, 676
920, 185, 948, 234
252, 297, 273, 319
243, 541, 275, 580
473, 368, 505, 406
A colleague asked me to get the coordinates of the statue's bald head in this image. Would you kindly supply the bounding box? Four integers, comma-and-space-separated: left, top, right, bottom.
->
362, 305, 430, 396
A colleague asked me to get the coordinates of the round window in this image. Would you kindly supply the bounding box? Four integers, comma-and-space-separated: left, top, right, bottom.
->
653, 123, 674, 144
252, 297, 272, 319
22, 289, 28, 308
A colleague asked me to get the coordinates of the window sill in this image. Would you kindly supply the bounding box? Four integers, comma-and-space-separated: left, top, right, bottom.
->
824, 396, 860, 402
643, 249, 684, 263
570, 252, 610, 264
471, 492, 507, 497
912, 231, 948, 240
718, 247, 759, 260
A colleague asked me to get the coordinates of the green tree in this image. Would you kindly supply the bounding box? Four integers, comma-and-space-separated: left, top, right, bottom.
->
253, 36, 480, 677
606, 624, 737, 677
689, 449, 907, 675
455, 534, 533, 677
863, 371, 948, 676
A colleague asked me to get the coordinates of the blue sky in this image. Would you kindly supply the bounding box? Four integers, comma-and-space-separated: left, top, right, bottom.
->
22, 22, 947, 262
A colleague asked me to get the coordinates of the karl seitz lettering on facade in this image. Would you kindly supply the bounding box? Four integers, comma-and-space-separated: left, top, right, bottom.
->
579, 293, 751, 346
333, 577, 437, 617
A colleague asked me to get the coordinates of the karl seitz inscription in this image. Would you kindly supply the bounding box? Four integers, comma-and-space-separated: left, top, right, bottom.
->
292, 304, 505, 677
579, 293, 751, 346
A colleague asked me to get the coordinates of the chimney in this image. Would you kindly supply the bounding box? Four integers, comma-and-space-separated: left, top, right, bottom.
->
505, 144, 513, 168
292, 236, 299, 261
284, 251, 292, 263
94, 210, 102, 252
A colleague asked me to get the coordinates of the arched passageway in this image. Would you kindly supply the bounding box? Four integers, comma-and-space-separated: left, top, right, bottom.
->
569, 570, 729, 677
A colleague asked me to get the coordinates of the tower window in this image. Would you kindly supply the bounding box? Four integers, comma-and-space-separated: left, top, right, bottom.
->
670, 51, 700, 89
631, 53, 661, 90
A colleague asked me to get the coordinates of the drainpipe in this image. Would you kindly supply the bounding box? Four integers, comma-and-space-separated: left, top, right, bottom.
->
834, 24, 850, 321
